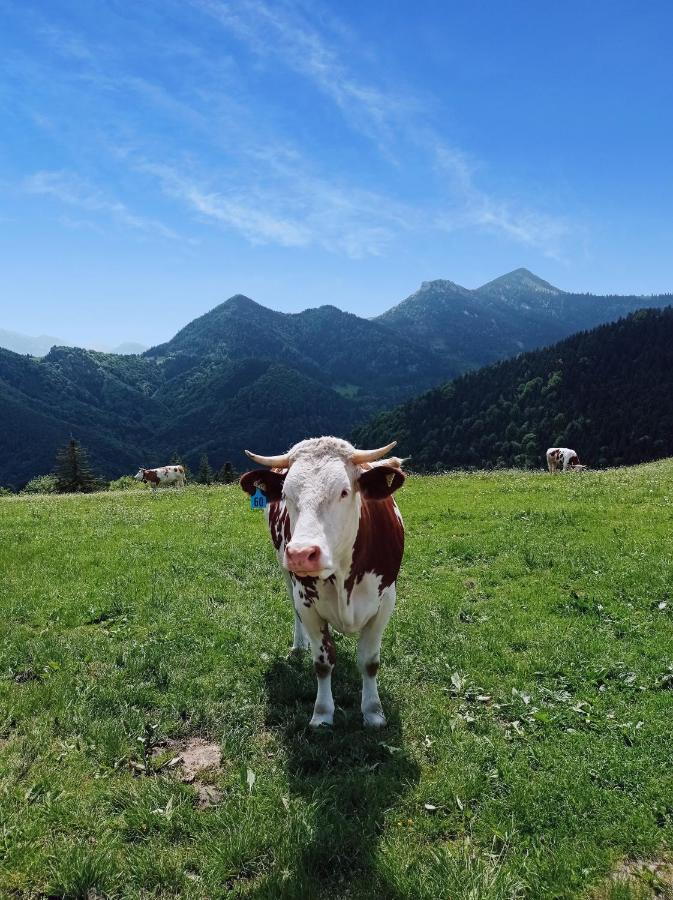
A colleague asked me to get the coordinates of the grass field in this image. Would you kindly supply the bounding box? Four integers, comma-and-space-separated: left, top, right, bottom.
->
1, 464, 673, 899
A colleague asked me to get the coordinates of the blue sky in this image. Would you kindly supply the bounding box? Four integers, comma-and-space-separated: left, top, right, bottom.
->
2, 0, 672, 348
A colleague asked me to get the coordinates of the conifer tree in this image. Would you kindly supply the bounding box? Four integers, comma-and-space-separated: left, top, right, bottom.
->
215, 461, 238, 484
197, 454, 214, 484
54, 438, 101, 493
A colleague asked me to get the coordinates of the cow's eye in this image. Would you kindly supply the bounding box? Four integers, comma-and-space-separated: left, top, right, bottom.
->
340, 489, 349, 499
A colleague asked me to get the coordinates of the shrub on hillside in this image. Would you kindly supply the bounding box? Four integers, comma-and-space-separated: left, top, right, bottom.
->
21, 474, 58, 494
109, 475, 146, 491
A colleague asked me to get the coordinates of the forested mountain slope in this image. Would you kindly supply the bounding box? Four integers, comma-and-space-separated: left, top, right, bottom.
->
354, 308, 673, 471
376, 269, 673, 371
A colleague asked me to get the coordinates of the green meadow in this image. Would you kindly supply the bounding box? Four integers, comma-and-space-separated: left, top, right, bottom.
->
1, 464, 672, 899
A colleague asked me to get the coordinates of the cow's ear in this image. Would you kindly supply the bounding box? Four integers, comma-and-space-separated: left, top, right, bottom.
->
239, 469, 285, 501
357, 465, 405, 500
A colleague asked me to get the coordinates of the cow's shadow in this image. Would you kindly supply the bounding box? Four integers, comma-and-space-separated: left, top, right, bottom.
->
263, 645, 419, 898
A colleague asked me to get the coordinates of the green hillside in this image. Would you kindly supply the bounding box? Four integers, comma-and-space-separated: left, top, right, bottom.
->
355, 307, 673, 471
1, 463, 672, 897
3, 274, 672, 488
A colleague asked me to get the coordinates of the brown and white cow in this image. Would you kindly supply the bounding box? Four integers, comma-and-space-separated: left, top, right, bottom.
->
134, 465, 186, 490
240, 436, 405, 729
546, 447, 586, 473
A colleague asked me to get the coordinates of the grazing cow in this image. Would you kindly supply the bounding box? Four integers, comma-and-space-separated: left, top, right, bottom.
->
134, 465, 185, 490
240, 437, 406, 729
546, 447, 585, 473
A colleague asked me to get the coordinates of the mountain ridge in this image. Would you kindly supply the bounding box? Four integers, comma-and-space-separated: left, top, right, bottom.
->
2, 268, 672, 487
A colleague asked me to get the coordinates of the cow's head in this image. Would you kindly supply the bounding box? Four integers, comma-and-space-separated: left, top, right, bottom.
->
240, 437, 405, 579
134, 468, 146, 481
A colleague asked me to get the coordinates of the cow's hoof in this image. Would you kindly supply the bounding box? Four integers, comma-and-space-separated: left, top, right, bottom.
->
363, 709, 387, 729
309, 710, 334, 728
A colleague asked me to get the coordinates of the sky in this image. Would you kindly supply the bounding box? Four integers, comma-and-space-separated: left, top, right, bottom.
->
1, 0, 672, 348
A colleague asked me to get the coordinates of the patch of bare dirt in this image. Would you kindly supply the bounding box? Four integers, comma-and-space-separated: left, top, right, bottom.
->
151, 737, 223, 808
172, 738, 221, 781
194, 783, 223, 809
589, 856, 673, 899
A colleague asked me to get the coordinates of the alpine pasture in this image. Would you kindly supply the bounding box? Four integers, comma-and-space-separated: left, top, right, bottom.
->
1, 464, 672, 899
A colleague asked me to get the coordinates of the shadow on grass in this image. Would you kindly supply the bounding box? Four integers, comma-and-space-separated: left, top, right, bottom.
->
264, 649, 420, 899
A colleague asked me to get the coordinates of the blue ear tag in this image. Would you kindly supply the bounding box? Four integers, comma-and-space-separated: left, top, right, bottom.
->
250, 487, 268, 510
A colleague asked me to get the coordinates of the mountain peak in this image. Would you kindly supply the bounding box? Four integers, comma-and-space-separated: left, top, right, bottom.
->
219, 294, 260, 310
477, 268, 563, 296
417, 278, 472, 296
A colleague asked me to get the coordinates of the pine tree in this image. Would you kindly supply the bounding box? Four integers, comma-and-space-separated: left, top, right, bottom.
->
197, 454, 214, 484
54, 438, 101, 493
215, 461, 238, 484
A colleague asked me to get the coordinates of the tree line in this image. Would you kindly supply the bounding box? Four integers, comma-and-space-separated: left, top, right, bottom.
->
0, 440, 240, 495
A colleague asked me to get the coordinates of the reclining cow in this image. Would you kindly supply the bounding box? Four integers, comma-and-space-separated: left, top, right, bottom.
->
134, 465, 186, 490
546, 447, 586, 473
240, 437, 405, 729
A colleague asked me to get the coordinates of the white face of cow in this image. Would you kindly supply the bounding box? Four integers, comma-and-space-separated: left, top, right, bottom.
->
134, 468, 145, 481
241, 437, 404, 581
282, 453, 360, 579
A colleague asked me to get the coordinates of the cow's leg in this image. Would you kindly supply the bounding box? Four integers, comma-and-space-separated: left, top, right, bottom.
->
295, 599, 335, 727
284, 571, 309, 651
357, 588, 395, 728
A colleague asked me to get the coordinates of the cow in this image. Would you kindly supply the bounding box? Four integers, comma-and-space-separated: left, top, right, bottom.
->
134, 465, 186, 490
546, 447, 586, 473
240, 437, 406, 729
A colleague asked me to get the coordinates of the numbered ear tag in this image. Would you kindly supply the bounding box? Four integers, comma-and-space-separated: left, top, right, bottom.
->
250, 487, 267, 510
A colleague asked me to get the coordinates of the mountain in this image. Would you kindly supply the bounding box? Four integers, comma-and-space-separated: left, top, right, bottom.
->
0, 346, 167, 486
144, 294, 454, 407
376, 268, 673, 370
375, 278, 533, 370
0, 329, 147, 357
2, 272, 672, 488
0, 328, 67, 357
0, 295, 457, 487
353, 307, 673, 471
476, 267, 563, 305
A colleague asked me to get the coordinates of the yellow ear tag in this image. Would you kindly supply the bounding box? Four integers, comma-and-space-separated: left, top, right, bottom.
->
386, 473, 395, 487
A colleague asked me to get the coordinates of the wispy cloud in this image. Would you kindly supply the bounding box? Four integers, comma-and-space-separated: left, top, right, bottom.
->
14, 1, 575, 259
24, 170, 178, 240
196, 0, 573, 255
135, 157, 406, 257
432, 145, 570, 257
194, 0, 415, 149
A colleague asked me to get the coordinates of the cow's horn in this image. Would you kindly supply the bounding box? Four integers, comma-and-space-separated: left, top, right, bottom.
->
244, 449, 291, 468
350, 441, 397, 465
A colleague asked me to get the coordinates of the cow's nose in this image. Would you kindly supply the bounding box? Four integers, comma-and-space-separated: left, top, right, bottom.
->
285, 544, 322, 572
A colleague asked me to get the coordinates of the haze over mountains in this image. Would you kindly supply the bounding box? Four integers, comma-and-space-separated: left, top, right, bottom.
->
1, 268, 671, 487
0, 329, 147, 357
